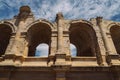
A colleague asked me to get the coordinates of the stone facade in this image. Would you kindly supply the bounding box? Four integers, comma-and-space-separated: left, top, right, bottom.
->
0, 6, 120, 80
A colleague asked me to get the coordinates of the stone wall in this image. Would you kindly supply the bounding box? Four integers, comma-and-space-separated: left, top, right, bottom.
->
0, 6, 120, 80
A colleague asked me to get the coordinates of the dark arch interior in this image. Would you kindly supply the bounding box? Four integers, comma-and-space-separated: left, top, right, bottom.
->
69, 23, 99, 57
110, 26, 120, 54
27, 23, 51, 56
0, 24, 12, 57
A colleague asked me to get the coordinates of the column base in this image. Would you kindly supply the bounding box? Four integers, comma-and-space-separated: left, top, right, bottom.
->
107, 54, 120, 66
99, 55, 108, 66
0, 54, 24, 66
48, 55, 55, 66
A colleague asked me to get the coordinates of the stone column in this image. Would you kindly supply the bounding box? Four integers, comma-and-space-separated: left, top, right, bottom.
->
48, 31, 57, 66
50, 31, 57, 56
107, 34, 117, 54
63, 32, 71, 62
90, 18, 107, 66
55, 12, 66, 65
57, 18, 63, 52
96, 17, 114, 55
54, 12, 72, 66
96, 17, 120, 65
10, 21, 24, 55
23, 41, 29, 57
95, 29, 108, 66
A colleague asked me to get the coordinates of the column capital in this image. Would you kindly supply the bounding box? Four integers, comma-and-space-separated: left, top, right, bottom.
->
55, 12, 64, 22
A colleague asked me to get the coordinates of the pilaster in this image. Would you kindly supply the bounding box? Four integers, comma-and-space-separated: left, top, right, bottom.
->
91, 18, 107, 66
96, 17, 120, 65
51, 13, 71, 78
0, 6, 33, 66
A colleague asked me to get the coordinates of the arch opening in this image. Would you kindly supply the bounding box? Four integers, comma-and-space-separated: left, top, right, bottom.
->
69, 23, 99, 57
70, 44, 77, 57
27, 23, 51, 56
110, 26, 120, 54
35, 43, 49, 57
0, 24, 12, 57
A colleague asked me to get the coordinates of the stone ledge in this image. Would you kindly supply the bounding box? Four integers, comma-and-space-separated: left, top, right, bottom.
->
24, 57, 48, 61
71, 57, 97, 61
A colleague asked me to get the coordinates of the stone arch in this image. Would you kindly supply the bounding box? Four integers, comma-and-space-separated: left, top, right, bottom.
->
70, 19, 93, 27
26, 19, 55, 32
69, 21, 99, 57
0, 22, 15, 56
106, 23, 120, 32
110, 25, 120, 54
26, 21, 52, 56
0, 21, 16, 33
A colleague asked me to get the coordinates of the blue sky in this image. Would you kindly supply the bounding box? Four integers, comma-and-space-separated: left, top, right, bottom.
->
0, 0, 120, 21
35, 43, 77, 57
35, 43, 49, 57
0, 0, 120, 56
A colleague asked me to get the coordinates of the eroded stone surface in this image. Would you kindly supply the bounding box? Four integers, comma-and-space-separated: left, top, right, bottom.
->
0, 6, 120, 80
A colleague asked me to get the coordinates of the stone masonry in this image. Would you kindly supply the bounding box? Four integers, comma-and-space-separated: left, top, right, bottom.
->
0, 6, 120, 80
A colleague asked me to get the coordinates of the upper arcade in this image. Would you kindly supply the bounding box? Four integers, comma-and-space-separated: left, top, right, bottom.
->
0, 6, 120, 67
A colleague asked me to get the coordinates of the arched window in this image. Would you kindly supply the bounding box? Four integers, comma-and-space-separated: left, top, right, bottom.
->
70, 44, 77, 57
35, 43, 49, 57
69, 23, 99, 57
110, 26, 120, 54
27, 23, 51, 56
0, 24, 12, 56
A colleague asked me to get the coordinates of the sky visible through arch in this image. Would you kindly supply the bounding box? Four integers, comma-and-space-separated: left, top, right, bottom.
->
0, 0, 120, 56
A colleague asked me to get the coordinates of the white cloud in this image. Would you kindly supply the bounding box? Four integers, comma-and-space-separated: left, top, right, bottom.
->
1, 0, 120, 21
35, 43, 49, 57
70, 44, 77, 57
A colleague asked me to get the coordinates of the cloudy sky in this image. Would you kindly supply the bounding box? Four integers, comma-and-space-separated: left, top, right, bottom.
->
0, 0, 120, 21
0, 0, 120, 56
35, 43, 49, 57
